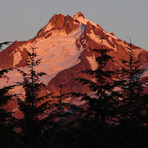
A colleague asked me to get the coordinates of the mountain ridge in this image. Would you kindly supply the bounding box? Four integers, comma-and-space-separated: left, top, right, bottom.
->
0, 12, 148, 96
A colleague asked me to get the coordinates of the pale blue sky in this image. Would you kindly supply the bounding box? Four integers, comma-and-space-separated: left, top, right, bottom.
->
0, 0, 148, 50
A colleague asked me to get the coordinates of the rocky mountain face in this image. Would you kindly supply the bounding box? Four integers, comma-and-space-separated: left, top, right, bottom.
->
0, 11, 148, 99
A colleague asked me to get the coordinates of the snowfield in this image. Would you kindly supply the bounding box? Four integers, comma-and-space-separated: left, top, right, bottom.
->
0, 26, 86, 87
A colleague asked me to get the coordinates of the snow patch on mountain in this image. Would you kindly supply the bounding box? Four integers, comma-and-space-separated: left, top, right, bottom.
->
87, 31, 118, 52
86, 54, 98, 70
34, 26, 85, 84
87, 31, 101, 42
13, 51, 22, 67
105, 32, 118, 40
4, 26, 85, 86
133, 48, 143, 59
44, 22, 53, 33
141, 63, 148, 78
103, 38, 117, 52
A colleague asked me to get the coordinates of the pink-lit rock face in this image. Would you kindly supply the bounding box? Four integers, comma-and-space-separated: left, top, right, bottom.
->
0, 12, 148, 117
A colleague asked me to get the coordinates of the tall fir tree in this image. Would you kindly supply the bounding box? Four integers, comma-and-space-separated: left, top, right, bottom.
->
15, 45, 54, 146
119, 41, 144, 121
71, 34, 121, 147
114, 40, 147, 147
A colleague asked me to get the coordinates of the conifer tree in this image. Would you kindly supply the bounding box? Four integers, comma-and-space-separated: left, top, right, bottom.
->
16, 45, 53, 145
115, 40, 146, 147
71, 34, 120, 146
119, 41, 144, 122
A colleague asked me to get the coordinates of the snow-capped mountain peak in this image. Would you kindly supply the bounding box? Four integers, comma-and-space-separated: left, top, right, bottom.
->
0, 12, 148, 118
0, 12, 148, 93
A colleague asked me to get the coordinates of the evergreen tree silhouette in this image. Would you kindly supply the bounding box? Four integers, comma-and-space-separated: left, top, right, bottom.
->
118, 41, 144, 121
71, 34, 120, 147
114, 40, 147, 147
16, 45, 53, 145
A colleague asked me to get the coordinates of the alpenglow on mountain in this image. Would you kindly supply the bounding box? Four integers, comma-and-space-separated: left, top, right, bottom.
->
0, 12, 148, 106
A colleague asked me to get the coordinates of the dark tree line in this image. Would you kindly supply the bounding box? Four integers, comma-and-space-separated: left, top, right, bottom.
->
67, 36, 148, 147
0, 39, 148, 148
0, 42, 18, 147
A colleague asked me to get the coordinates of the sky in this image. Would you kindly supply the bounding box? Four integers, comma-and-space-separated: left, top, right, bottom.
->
0, 0, 148, 50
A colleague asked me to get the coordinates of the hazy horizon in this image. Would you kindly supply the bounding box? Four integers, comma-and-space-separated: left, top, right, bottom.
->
0, 0, 148, 50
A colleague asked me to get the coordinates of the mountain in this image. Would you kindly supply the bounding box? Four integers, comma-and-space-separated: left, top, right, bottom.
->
0, 12, 148, 110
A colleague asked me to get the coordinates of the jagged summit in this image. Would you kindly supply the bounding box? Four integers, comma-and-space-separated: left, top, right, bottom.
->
35, 13, 81, 38
73, 11, 85, 19
34, 12, 105, 40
